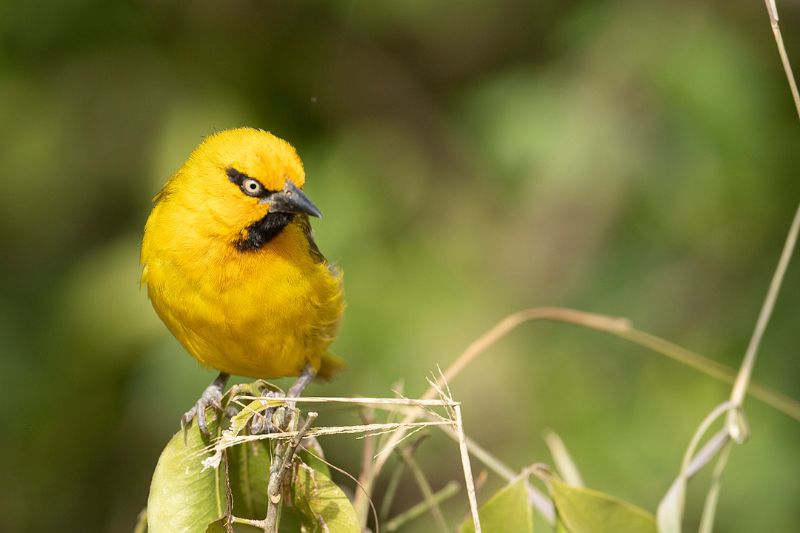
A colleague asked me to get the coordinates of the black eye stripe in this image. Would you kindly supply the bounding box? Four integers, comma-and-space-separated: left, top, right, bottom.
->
226, 167, 275, 198
226, 167, 246, 185
226, 167, 254, 186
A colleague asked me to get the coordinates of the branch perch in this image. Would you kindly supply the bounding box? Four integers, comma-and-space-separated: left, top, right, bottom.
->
264, 412, 319, 533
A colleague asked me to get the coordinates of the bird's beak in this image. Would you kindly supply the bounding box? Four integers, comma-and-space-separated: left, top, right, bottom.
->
260, 180, 323, 218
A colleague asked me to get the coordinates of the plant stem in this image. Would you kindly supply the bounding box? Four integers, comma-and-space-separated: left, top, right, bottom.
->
264, 412, 318, 533
727, 203, 800, 440
384, 481, 461, 532
399, 445, 449, 533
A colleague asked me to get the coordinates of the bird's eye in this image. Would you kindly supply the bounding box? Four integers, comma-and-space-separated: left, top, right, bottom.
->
241, 178, 264, 197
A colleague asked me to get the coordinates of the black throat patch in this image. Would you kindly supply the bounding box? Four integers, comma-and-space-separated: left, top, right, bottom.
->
235, 212, 295, 251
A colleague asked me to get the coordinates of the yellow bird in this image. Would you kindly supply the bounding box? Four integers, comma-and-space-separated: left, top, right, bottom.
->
141, 127, 344, 434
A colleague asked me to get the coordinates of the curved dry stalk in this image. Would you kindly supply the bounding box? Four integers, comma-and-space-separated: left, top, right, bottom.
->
356, 306, 800, 528
618, 328, 800, 421
727, 201, 800, 440
763, 0, 800, 120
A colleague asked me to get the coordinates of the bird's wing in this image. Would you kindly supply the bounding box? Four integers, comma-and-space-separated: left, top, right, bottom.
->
152, 171, 180, 205
295, 214, 326, 264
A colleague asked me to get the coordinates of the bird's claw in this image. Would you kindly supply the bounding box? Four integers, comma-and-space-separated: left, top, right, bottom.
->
250, 390, 287, 434
250, 364, 316, 434
182, 377, 226, 438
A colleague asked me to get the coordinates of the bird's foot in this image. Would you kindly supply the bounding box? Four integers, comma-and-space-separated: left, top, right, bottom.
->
250, 363, 317, 434
182, 372, 230, 438
250, 390, 286, 434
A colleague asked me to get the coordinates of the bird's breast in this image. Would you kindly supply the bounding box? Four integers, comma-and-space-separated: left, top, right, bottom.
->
142, 221, 343, 378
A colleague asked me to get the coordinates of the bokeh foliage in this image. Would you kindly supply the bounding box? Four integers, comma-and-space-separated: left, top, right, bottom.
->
0, 0, 798, 531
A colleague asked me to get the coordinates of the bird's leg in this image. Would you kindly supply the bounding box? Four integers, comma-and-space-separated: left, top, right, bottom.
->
281, 363, 317, 429
251, 364, 317, 434
287, 363, 316, 398
182, 372, 230, 438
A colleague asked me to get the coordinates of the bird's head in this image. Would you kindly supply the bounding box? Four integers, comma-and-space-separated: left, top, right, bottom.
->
162, 128, 321, 250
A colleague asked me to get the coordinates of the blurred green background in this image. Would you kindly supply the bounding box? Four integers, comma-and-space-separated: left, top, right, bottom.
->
1, 0, 798, 531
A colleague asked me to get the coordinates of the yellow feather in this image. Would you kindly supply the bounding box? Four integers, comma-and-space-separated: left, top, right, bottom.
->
141, 128, 344, 379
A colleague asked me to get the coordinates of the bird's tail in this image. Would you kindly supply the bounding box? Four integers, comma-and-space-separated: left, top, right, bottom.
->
316, 352, 346, 380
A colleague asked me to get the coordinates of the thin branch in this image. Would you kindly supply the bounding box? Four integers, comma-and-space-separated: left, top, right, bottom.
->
236, 396, 459, 407
264, 412, 318, 533
359, 305, 799, 526
365, 309, 625, 525
379, 462, 407, 523
658, 402, 734, 530
685, 430, 731, 480
371, 384, 406, 525
680, 402, 734, 473
455, 404, 482, 533
384, 481, 461, 532
203, 420, 451, 462
233, 517, 267, 528
679, 5, 800, 529
698, 441, 734, 533
273, 307, 797, 530
617, 328, 800, 421
434, 419, 555, 521
473, 470, 489, 498
399, 445, 450, 533
727, 202, 800, 440
433, 308, 630, 392
355, 408, 376, 528
763, 0, 800, 120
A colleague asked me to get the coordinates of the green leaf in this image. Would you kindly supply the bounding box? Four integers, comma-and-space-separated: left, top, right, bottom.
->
226, 400, 270, 438
147, 416, 224, 533
204, 518, 226, 533
204, 518, 231, 532
460, 478, 532, 533
216, 431, 314, 529
656, 476, 686, 533
297, 435, 332, 479
543, 430, 584, 487
228, 440, 271, 519
278, 507, 304, 532
549, 478, 657, 533
229, 380, 270, 400
291, 460, 360, 533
